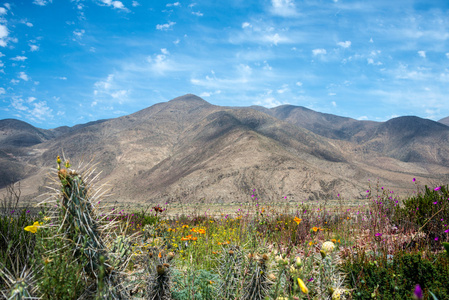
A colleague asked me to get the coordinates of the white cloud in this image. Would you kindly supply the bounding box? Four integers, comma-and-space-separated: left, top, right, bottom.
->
0, 24, 8, 47
331, 101, 337, 107
31, 101, 53, 120
337, 40, 351, 48
58, 76, 67, 80
99, 0, 128, 11
357, 116, 368, 120
367, 58, 382, 65
26, 22, 33, 27
18, 72, 29, 81
0, 87, 5, 95
27, 97, 36, 103
271, 0, 298, 17
173, 39, 180, 45
242, 22, 252, 29
166, 2, 180, 7
156, 21, 176, 31
10, 79, 19, 85
328, 93, 336, 96
11, 56, 27, 61
418, 50, 426, 58
30, 44, 39, 51
111, 89, 127, 99
277, 84, 289, 94
296, 81, 303, 86
200, 92, 211, 97
33, 0, 52, 6
73, 29, 85, 38
192, 11, 203, 16
132, 1, 140, 7
161, 48, 169, 55
312, 48, 326, 55
4, 3, 10, 10
0, 7, 6, 15
446, 53, 449, 59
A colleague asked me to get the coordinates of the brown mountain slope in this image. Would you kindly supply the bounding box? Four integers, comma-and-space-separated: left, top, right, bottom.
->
359, 116, 449, 166
250, 104, 379, 143
439, 116, 449, 126
1, 94, 448, 204
253, 105, 449, 167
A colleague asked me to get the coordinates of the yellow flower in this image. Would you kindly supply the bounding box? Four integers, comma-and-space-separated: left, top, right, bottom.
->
293, 217, 302, 225
24, 221, 40, 233
198, 228, 206, 234
43, 216, 50, 221
312, 227, 319, 232
182, 225, 189, 229
297, 278, 309, 294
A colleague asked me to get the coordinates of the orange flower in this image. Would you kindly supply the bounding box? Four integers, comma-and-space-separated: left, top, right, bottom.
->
312, 227, 319, 232
294, 217, 302, 225
181, 237, 190, 241
217, 242, 222, 245
191, 237, 198, 241
198, 228, 206, 234
158, 252, 162, 258
331, 238, 337, 243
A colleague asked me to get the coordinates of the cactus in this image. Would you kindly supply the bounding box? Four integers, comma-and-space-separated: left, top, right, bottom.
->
242, 253, 273, 300
215, 245, 245, 299
36, 156, 134, 298
0, 265, 38, 300
146, 248, 175, 300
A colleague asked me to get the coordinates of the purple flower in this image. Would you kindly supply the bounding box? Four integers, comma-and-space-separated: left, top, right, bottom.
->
434, 186, 441, 191
375, 233, 382, 237
414, 284, 423, 300
435, 237, 439, 241
433, 201, 438, 205
413, 178, 416, 182
444, 229, 449, 233
307, 278, 314, 282
366, 190, 370, 193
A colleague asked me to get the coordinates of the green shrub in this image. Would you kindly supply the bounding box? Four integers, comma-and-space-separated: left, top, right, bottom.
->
172, 269, 219, 300
342, 250, 449, 299
394, 185, 449, 244
32, 226, 87, 300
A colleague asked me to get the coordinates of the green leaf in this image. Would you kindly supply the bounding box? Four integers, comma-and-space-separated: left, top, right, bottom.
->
429, 291, 439, 300
443, 242, 449, 258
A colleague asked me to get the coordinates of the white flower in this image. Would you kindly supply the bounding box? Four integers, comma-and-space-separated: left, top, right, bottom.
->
321, 241, 335, 254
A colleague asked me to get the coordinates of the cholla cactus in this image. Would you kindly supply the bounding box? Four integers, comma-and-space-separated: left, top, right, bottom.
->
0, 265, 38, 300
215, 245, 245, 299
242, 253, 273, 300
308, 241, 350, 299
36, 156, 135, 298
146, 249, 175, 300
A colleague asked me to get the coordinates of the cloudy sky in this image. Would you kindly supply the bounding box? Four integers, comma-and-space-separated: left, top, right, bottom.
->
0, 0, 448, 129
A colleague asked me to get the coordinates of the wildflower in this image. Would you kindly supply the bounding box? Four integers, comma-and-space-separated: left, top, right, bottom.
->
24, 221, 41, 233
182, 225, 189, 229
435, 237, 439, 241
307, 277, 314, 282
321, 241, 335, 254
297, 278, 309, 294
312, 227, 319, 232
198, 228, 206, 234
331, 238, 337, 243
293, 217, 302, 225
434, 187, 441, 191
414, 284, 423, 300
43, 216, 51, 221
413, 178, 416, 182
445, 229, 449, 233
375, 233, 382, 237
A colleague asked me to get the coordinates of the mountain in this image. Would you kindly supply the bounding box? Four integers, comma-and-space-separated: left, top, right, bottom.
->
1, 94, 448, 205
250, 104, 379, 143
439, 116, 449, 127
253, 105, 449, 166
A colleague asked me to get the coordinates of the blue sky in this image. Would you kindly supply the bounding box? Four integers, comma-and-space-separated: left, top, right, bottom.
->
0, 0, 448, 129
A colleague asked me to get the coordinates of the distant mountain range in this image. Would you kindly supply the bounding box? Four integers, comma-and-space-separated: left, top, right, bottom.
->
1, 94, 449, 204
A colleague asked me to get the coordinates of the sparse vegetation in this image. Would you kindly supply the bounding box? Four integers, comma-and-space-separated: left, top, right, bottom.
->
1, 158, 448, 299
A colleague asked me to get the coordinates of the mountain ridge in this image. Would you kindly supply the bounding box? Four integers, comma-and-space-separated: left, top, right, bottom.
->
1, 94, 448, 204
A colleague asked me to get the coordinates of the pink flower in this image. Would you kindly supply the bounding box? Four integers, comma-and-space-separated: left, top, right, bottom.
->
435, 237, 439, 241
375, 233, 382, 237
413, 178, 416, 182
444, 229, 449, 233
434, 186, 441, 191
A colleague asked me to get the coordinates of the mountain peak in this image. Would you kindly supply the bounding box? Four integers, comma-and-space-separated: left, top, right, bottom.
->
168, 94, 210, 104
